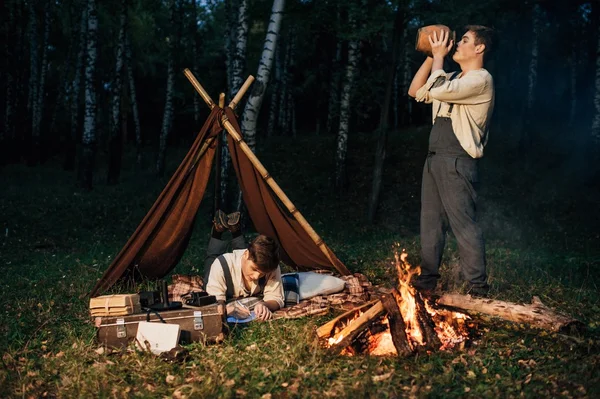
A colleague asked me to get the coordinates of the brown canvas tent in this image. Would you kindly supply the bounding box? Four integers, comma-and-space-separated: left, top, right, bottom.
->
89, 72, 349, 297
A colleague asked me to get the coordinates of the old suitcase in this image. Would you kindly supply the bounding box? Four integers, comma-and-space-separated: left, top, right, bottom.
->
94, 304, 227, 348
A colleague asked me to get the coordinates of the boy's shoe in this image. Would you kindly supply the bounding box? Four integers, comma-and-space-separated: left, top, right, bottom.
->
227, 212, 241, 233
467, 285, 489, 298
213, 210, 229, 233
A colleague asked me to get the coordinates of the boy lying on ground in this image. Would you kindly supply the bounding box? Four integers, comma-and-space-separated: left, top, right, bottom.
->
203, 210, 284, 321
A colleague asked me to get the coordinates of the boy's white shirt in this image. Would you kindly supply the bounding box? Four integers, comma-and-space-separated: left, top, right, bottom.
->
415, 68, 495, 158
205, 249, 285, 308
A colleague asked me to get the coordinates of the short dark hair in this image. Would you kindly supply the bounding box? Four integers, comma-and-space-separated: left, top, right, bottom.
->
247, 235, 280, 273
465, 25, 494, 56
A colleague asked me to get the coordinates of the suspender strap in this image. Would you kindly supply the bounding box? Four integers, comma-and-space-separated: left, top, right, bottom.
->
434, 71, 460, 118
446, 71, 460, 115
218, 255, 235, 300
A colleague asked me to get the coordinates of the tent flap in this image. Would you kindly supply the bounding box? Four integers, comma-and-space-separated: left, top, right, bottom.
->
89, 107, 349, 297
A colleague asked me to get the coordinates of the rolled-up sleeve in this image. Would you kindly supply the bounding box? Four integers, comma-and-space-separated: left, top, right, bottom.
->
415, 69, 448, 103
262, 267, 285, 309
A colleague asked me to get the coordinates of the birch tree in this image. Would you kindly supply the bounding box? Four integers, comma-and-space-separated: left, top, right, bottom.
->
156, 0, 177, 176
241, 0, 286, 152
78, 0, 98, 190
107, 1, 128, 185
231, 0, 249, 98
334, 39, 359, 192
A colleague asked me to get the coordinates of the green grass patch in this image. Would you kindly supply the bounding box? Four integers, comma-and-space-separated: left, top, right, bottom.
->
1, 128, 599, 397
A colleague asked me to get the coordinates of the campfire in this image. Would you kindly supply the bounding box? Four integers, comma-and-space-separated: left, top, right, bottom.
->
318, 250, 476, 357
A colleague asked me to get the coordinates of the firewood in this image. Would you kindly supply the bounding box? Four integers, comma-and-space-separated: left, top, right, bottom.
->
316, 299, 380, 339
327, 301, 386, 353
436, 294, 584, 333
381, 291, 413, 357
414, 292, 441, 351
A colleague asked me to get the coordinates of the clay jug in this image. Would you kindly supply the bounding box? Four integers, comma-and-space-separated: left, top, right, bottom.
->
415, 24, 456, 57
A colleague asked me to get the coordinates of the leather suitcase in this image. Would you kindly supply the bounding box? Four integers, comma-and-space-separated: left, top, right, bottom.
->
94, 304, 227, 348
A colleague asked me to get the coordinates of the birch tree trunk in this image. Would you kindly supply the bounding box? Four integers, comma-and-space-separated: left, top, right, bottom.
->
66, 0, 87, 171
241, 0, 286, 152
222, 0, 249, 210
78, 0, 98, 190
107, 1, 127, 185
520, 3, 540, 153
156, 0, 177, 176
335, 38, 359, 192
367, 4, 405, 223
231, 0, 248, 97
125, 32, 142, 167
224, 0, 236, 99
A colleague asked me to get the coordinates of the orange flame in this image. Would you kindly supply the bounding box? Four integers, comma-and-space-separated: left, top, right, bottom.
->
324, 246, 471, 356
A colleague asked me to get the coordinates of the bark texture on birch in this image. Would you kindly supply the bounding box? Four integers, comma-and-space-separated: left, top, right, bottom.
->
107, 2, 127, 185
156, 0, 177, 176
78, 0, 98, 190
335, 39, 359, 192
241, 0, 286, 152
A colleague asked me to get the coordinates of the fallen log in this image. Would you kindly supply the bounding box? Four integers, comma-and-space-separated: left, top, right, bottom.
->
436, 294, 584, 333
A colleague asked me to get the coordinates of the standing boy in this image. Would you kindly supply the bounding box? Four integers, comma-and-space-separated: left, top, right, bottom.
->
408, 26, 495, 296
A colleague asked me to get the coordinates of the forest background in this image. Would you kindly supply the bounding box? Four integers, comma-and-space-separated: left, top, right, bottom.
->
1, 0, 600, 397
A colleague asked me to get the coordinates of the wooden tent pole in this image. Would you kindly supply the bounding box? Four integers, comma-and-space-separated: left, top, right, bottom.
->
183, 68, 215, 109
183, 68, 349, 275
229, 76, 255, 110
221, 114, 350, 275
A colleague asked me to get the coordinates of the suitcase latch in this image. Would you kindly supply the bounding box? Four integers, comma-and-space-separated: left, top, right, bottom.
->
116, 318, 127, 338
194, 311, 204, 330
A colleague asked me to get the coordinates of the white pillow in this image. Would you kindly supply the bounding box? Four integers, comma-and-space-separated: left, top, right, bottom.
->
295, 272, 346, 300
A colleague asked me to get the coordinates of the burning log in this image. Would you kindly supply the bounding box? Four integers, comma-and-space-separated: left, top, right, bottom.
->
414, 291, 442, 351
380, 291, 412, 357
436, 294, 584, 333
316, 300, 380, 339
326, 301, 386, 354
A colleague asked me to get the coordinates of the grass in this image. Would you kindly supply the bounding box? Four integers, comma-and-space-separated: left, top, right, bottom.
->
1, 126, 599, 398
